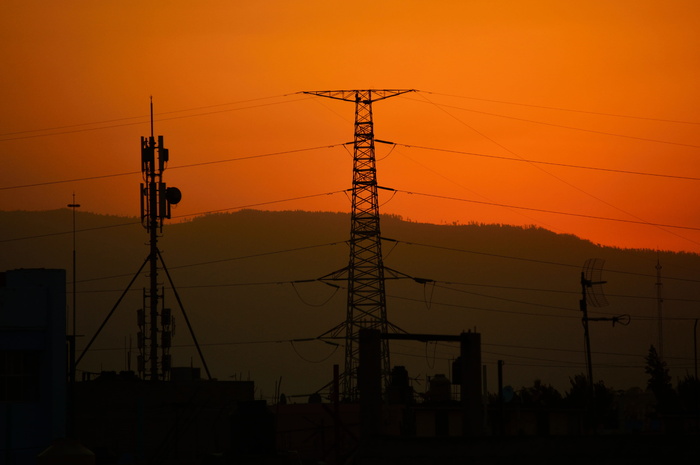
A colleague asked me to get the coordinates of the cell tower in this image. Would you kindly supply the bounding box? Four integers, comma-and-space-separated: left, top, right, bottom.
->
137, 98, 183, 381
76, 99, 211, 382
304, 89, 415, 399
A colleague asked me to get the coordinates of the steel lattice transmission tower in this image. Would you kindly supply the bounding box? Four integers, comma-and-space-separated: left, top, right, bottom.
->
304, 89, 415, 399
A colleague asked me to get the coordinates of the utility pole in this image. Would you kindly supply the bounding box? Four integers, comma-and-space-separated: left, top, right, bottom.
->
68, 194, 80, 348
67, 194, 80, 437
579, 271, 597, 391
579, 259, 630, 394
694, 319, 698, 379
656, 258, 664, 361
304, 89, 414, 399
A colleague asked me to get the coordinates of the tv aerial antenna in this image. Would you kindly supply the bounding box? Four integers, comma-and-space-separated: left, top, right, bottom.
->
579, 258, 630, 388
76, 98, 211, 381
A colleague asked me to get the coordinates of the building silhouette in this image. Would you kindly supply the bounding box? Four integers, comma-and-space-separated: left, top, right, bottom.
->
0, 269, 67, 463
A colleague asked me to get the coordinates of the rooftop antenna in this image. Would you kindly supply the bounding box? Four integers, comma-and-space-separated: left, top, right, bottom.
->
77, 99, 211, 382
139, 95, 172, 381
150, 96, 155, 140
303, 89, 415, 399
579, 258, 630, 390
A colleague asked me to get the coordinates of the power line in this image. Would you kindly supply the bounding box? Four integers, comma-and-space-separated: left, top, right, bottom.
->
76, 241, 346, 284
79, 272, 578, 321
0, 171, 141, 191
413, 92, 700, 249
433, 282, 576, 314
433, 280, 700, 304
387, 293, 579, 320
383, 237, 700, 283
53, 227, 688, 294
0, 94, 309, 141
430, 282, 691, 320
0, 143, 347, 191
391, 188, 700, 232
169, 190, 348, 220
168, 143, 348, 171
83, 332, 695, 368
420, 91, 700, 126
389, 144, 564, 234
84, 336, 327, 352
0, 94, 297, 137
409, 96, 700, 149
0, 190, 348, 243
396, 142, 700, 182
0, 220, 141, 243
73, 271, 700, 309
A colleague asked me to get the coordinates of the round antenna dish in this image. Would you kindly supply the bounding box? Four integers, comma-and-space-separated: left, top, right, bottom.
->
166, 187, 182, 205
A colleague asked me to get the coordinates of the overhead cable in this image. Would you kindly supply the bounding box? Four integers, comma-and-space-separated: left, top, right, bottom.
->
391, 188, 700, 232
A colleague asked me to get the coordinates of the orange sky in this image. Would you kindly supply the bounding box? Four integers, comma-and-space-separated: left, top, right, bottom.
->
2, 1, 700, 252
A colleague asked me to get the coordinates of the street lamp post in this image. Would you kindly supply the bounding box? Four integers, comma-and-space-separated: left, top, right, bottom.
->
67, 194, 80, 437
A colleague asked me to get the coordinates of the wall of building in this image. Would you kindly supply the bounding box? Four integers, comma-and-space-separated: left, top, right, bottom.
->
0, 268, 66, 464
75, 375, 254, 463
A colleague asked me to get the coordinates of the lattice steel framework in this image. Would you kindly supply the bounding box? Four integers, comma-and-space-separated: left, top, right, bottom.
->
76, 100, 211, 383
304, 89, 414, 398
138, 111, 174, 381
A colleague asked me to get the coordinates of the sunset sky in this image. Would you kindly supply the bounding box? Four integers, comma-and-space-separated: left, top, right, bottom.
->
2, 1, 700, 253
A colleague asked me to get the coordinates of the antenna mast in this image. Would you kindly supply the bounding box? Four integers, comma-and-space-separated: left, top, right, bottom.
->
579, 259, 630, 391
304, 89, 414, 399
77, 101, 211, 382
139, 99, 175, 381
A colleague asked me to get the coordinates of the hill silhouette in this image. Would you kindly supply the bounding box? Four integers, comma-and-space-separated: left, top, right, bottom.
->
2, 208, 699, 398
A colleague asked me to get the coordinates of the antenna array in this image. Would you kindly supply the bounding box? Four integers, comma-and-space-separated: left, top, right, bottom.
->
77, 100, 210, 382
137, 100, 182, 381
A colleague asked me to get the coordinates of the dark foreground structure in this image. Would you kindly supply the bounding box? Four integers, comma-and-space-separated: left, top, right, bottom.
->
2, 270, 698, 464
348, 434, 698, 465
0, 269, 67, 464
74, 372, 255, 464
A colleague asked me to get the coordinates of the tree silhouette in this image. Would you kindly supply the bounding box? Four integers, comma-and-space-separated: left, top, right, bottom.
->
644, 345, 677, 413
565, 374, 617, 431
676, 374, 700, 414
518, 379, 562, 408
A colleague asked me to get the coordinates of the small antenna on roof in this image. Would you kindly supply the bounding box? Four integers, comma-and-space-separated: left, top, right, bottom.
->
149, 95, 154, 140
578, 258, 630, 393
583, 258, 608, 308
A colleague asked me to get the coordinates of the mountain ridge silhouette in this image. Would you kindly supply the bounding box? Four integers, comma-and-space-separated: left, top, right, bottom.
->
2, 208, 698, 397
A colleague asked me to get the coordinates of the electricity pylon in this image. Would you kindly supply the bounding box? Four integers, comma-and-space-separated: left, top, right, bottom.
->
304, 89, 415, 399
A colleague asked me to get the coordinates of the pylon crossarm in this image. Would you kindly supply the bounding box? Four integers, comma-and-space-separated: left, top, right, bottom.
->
302, 89, 416, 103
317, 266, 349, 282
386, 321, 407, 334
317, 322, 347, 338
